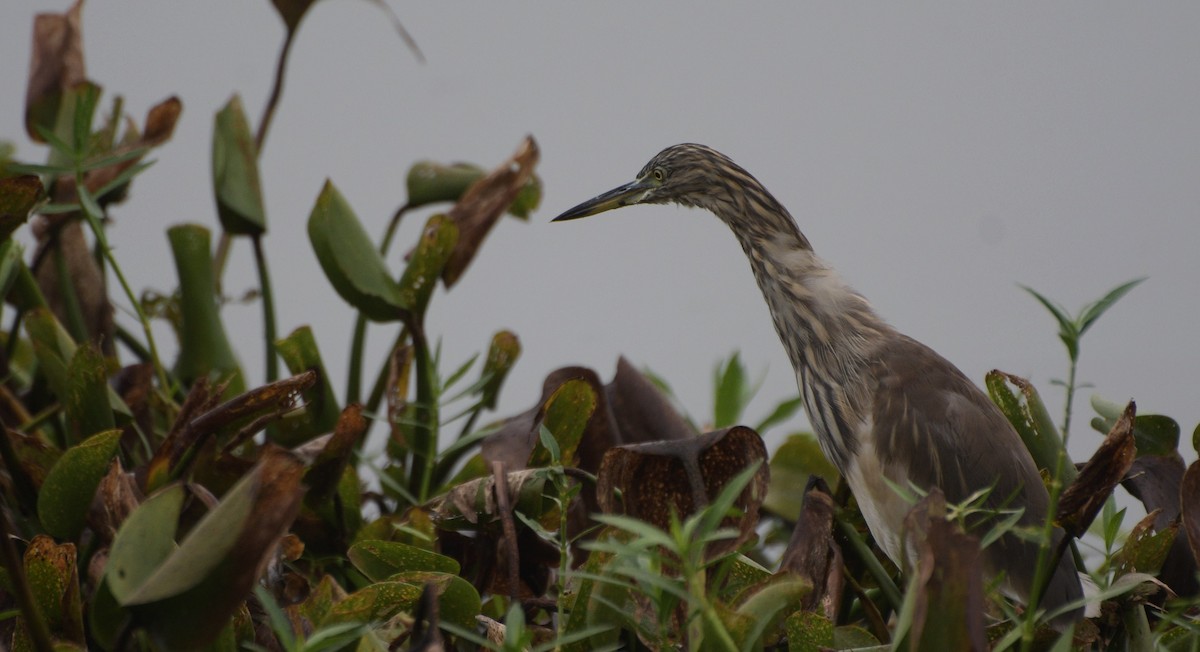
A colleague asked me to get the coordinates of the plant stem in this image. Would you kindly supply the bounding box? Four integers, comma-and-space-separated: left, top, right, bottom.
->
407, 321, 438, 502
1061, 354, 1078, 445
836, 516, 903, 612
75, 176, 171, 394
256, 25, 296, 154
251, 236, 278, 382
1019, 445, 1070, 651
347, 204, 410, 405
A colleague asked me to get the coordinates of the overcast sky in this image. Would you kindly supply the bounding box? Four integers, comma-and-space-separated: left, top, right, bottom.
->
3, 3, 1198, 462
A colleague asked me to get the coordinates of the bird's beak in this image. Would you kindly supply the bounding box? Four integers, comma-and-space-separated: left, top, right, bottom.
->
552, 178, 654, 222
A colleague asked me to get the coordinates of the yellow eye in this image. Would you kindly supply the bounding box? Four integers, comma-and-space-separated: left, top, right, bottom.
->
652, 168, 665, 182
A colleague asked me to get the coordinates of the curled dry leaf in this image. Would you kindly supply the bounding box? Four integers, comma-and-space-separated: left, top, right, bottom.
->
440, 136, 539, 288
0, 175, 44, 241
777, 476, 843, 621
304, 403, 368, 506
903, 489, 987, 652
1112, 509, 1179, 578
596, 426, 769, 557
1058, 400, 1136, 539
25, 0, 86, 142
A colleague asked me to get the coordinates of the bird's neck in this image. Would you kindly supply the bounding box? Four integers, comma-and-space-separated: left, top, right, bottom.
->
713, 200, 891, 389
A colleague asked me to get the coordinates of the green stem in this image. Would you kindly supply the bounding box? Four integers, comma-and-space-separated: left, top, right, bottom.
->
365, 326, 410, 418
51, 244, 88, 343
1020, 446, 1070, 650
348, 204, 411, 405
1061, 354, 1078, 445
256, 23, 297, 154
406, 321, 438, 502
75, 174, 171, 393
251, 236, 278, 383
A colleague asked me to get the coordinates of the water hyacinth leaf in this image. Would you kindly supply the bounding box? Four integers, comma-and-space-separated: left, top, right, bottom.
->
123, 448, 306, 649
406, 161, 484, 209
389, 571, 481, 630
764, 433, 840, 518
0, 175, 43, 241
20, 535, 84, 646
64, 342, 115, 443
321, 581, 423, 627
348, 540, 459, 581
441, 136, 539, 288
479, 330, 521, 410
397, 213, 457, 318
169, 224, 245, 396
212, 94, 265, 235
985, 371, 1074, 482
786, 611, 834, 652
24, 0, 86, 143
106, 485, 186, 604
307, 180, 405, 321
37, 428, 121, 539
1058, 401, 1136, 539
1112, 510, 1178, 577
529, 378, 596, 468
1091, 395, 1180, 458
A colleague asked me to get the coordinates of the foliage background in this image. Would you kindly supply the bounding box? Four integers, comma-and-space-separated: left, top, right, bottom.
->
1, 2, 1198, 461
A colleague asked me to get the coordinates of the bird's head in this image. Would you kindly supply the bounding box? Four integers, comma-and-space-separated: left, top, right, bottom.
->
552, 143, 739, 221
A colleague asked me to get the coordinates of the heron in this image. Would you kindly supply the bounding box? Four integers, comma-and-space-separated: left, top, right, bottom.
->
552, 143, 1082, 627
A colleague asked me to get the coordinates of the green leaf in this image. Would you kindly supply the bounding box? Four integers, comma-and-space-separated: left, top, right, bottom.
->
212, 95, 266, 236
320, 581, 423, 627
0, 239, 24, 305
307, 180, 405, 322
1021, 285, 1079, 361
389, 571, 481, 631
754, 395, 804, 434
64, 343, 115, 443
507, 173, 542, 219
273, 326, 341, 446
785, 611, 833, 652
732, 576, 810, 647
396, 213, 458, 318
405, 161, 484, 209
168, 224, 245, 396
477, 330, 520, 410
1078, 277, 1145, 335
106, 485, 186, 604
347, 540, 459, 581
985, 371, 1074, 482
25, 306, 79, 400
37, 429, 122, 539
1090, 395, 1180, 458
713, 352, 748, 428
530, 378, 596, 468
21, 535, 84, 646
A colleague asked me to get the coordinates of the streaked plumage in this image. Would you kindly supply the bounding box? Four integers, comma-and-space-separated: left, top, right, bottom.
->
554, 143, 1082, 626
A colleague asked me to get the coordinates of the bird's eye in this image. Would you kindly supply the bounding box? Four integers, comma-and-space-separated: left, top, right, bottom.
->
652, 168, 665, 182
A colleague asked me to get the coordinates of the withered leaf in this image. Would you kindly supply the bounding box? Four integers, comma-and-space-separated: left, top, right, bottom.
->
778, 476, 843, 620
20, 535, 84, 646
903, 490, 987, 652
25, 0, 87, 142
1121, 454, 1198, 597
596, 426, 769, 557
304, 403, 368, 506
440, 136, 539, 287
0, 175, 44, 241
1112, 509, 1178, 578
1058, 400, 1136, 538
604, 356, 694, 448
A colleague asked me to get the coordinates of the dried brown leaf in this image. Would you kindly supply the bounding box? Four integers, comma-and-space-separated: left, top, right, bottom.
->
440, 136, 539, 287
605, 356, 694, 446
1122, 454, 1198, 597
904, 490, 987, 652
596, 426, 769, 557
778, 476, 843, 620
1059, 400, 1136, 538
25, 0, 87, 142
304, 403, 368, 505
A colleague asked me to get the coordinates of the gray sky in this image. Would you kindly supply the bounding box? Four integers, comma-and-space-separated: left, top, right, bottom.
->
3, 3, 1198, 461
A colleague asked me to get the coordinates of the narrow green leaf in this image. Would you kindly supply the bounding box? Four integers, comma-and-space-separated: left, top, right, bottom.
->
37, 429, 122, 539
212, 95, 266, 236
714, 353, 747, 428
1078, 277, 1145, 335
0, 240, 26, 309
307, 180, 405, 321
273, 326, 341, 446
754, 395, 804, 434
